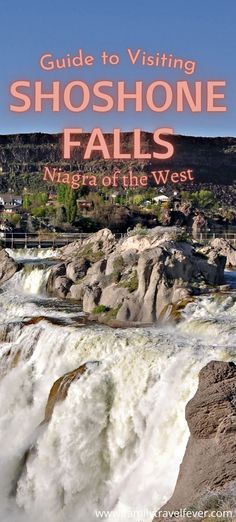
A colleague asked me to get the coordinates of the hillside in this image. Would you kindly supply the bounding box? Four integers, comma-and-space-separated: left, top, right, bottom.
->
0, 132, 236, 193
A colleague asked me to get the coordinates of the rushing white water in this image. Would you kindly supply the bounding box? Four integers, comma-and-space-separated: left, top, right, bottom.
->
0, 250, 235, 522
0, 262, 82, 323
6, 247, 59, 262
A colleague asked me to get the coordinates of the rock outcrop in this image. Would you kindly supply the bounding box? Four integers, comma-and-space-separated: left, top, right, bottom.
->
46, 227, 227, 323
60, 228, 116, 261
210, 237, 236, 267
156, 361, 236, 519
0, 248, 19, 284
45, 361, 99, 421
46, 263, 72, 298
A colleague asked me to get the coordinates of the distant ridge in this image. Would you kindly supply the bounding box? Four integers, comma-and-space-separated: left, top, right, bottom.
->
0, 132, 235, 190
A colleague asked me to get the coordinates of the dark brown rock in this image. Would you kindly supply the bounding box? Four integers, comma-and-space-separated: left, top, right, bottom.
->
156, 361, 236, 518
66, 258, 91, 283
45, 364, 88, 421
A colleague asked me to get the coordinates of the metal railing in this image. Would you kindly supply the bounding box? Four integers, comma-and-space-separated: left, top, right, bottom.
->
192, 230, 236, 245
0, 231, 124, 249
1, 229, 236, 249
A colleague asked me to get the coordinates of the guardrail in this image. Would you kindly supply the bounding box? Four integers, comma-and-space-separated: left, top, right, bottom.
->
192, 231, 236, 245
1, 229, 236, 249
0, 232, 124, 249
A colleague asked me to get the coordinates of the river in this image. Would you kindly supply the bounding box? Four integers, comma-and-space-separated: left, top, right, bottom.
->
0, 248, 235, 522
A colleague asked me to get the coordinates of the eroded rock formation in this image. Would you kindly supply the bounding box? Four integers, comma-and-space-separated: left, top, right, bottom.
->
156, 361, 236, 519
46, 227, 226, 323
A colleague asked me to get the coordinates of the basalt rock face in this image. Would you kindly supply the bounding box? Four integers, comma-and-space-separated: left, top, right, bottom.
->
0, 132, 236, 192
0, 248, 19, 284
157, 361, 236, 518
44, 361, 100, 422
47, 227, 226, 323
45, 364, 88, 422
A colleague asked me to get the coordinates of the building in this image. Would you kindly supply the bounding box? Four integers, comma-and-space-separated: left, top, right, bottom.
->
76, 199, 93, 211
0, 194, 22, 207
152, 195, 169, 204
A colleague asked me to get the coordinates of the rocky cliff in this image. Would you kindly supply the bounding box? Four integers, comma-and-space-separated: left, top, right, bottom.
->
0, 132, 236, 192
156, 361, 236, 521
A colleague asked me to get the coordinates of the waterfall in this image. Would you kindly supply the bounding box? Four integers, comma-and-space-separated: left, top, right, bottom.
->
0, 250, 235, 522
16, 264, 51, 295
6, 248, 59, 262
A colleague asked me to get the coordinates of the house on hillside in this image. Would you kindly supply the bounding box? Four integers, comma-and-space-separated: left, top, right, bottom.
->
152, 195, 169, 204
76, 199, 93, 211
0, 194, 22, 212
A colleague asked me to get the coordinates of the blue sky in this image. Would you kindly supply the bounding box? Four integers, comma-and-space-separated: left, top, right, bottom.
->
0, 0, 235, 136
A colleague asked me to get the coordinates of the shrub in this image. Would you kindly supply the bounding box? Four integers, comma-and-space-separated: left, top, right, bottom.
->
119, 270, 138, 292
31, 206, 46, 218
105, 306, 121, 319
127, 224, 148, 237
1, 213, 21, 225
79, 245, 104, 263
92, 305, 110, 314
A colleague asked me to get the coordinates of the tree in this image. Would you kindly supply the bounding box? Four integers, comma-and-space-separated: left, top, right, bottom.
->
32, 206, 46, 218
190, 190, 215, 209
197, 190, 215, 209
37, 192, 48, 205
57, 184, 68, 204
132, 194, 146, 206
65, 187, 78, 224
180, 191, 192, 202
23, 194, 31, 210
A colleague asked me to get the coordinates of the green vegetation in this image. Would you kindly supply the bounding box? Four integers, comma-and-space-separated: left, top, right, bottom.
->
23, 192, 48, 209
79, 245, 104, 263
31, 206, 46, 218
57, 184, 92, 225
181, 189, 216, 209
112, 256, 125, 283
130, 194, 147, 206
65, 187, 78, 224
1, 213, 21, 225
174, 230, 191, 242
119, 270, 139, 293
57, 184, 79, 224
92, 305, 109, 314
57, 184, 68, 205
127, 224, 148, 237
105, 306, 122, 319
92, 304, 121, 319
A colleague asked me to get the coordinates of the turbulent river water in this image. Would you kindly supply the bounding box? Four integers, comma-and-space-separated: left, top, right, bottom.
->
0, 248, 236, 522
